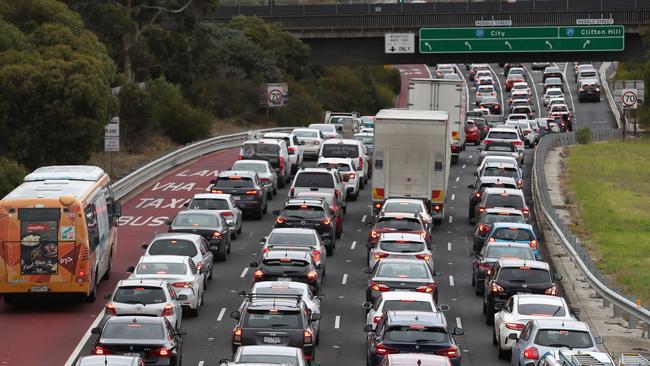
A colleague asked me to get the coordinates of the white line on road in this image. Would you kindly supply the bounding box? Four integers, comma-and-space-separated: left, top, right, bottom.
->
462, 164, 466, 169
248, 232, 254, 238
361, 215, 367, 223
198, 361, 205, 366
448, 242, 452, 251
63, 309, 106, 366
335, 315, 341, 329
240, 267, 249, 278
449, 216, 453, 224
217, 307, 226, 321
523, 65, 542, 118
468, 155, 473, 159
351, 241, 357, 250
449, 275, 455, 287
342, 274, 348, 285
456, 317, 463, 329
455, 177, 460, 182
451, 194, 455, 201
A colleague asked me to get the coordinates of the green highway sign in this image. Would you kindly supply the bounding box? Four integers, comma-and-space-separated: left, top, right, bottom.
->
419, 25, 624, 53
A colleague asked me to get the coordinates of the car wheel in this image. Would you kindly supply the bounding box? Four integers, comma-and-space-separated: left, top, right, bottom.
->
273, 188, 277, 196
256, 209, 263, 220
497, 332, 508, 359
267, 191, 273, 200
237, 221, 242, 234
493, 327, 498, 346
336, 227, 342, 239
476, 282, 484, 296
231, 230, 237, 240
262, 203, 268, 214
217, 245, 227, 262
278, 178, 286, 189
203, 276, 208, 290
471, 272, 476, 286
351, 192, 358, 201
326, 244, 333, 256
486, 306, 495, 325
227, 239, 231, 254
208, 264, 214, 280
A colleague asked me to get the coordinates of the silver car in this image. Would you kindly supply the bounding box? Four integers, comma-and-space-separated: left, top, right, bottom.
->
232, 160, 278, 198
76, 355, 144, 366
229, 345, 309, 366
369, 233, 434, 270
128, 255, 205, 316
292, 128, 324, 159
261, 228, 327, 268
186, 193, 243, 239
308, 123, 341, 139
104, 279, 183, 329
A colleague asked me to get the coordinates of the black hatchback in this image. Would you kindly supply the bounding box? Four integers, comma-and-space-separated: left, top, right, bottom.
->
209, 171, 268, 219
91, 316, 186, 366
168, 210, 232, 261
272, 198, 337, 256
249, 249, 323, 294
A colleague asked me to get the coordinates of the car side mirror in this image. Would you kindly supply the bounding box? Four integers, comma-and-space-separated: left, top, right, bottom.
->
209, 179, 217, 185
114, 202, 122, 218
165, 220, 172, 226
126, 266, 135, 273
260, 237, 267, 244
452, 327, 464, 336
103, 293, 112, 300
570, 306, 581, 319
594, 336, 604, 344
554, 273, 563, 281
473, 172, 478, 176
438, 304, 450, 312
176, 328, 188, 336
140, 243, 148, 250
310, 313, 321, 321
362, 267, 371, 274
230, 310, 241, 320
91, 327, 102, 335
177, 294, 188, 301
249, 262, 258, 268
272, 210, 281, 215
182, 202, 189, 207
362, 302, 372, 310
363, 324, 374, 332
433, 271, 442, 277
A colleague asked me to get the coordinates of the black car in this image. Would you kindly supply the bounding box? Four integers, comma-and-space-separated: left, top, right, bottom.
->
230, 294, 320, 361
483, 259, 561, 324
249, 249, 323, 294
365, 258, 439, 304
472, 242, 535, 296
472, 117, 490, 139
272, 198, 337, 256
364, 311, 463, 366
91, 316, 186, 366
479, 97, 502, 115
542, 66, 563, 82
467, 177, 519, 224
168, 210, 232, 261
209, 171, 268, 219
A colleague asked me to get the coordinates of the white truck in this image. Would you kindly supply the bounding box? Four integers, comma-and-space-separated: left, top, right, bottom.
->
408, 78, 467, 164
371, 109, 450, 224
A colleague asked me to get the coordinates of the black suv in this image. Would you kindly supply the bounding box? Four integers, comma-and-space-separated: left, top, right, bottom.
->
249, 248, 323, 294
230, 294, 320, 361
483, 259, 561, 324
168, 210, 232, 261
209, 171, 268, 219
273, 198, 337, 255
467, 177, 519, 224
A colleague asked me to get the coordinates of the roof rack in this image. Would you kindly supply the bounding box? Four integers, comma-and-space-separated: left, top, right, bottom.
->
619, 354, 650, 366
567, 352, 611, 366
246, 293, 303, 309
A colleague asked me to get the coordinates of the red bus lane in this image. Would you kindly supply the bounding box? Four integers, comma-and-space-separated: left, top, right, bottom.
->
393, 64, 432, 108
0, 147, 239, 366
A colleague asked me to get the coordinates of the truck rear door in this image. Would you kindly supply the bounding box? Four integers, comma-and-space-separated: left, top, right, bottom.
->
387, 150, 430, 198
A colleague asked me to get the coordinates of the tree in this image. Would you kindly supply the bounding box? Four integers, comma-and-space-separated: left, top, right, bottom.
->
0, 156, 28, 197
118, 82, 155, 152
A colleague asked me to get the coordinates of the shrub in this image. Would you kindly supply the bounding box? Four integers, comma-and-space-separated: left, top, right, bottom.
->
576, 127, 592, 144
0, 156, 27, 197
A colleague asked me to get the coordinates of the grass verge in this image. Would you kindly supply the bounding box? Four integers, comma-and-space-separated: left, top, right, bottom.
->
567, 139, 650, 306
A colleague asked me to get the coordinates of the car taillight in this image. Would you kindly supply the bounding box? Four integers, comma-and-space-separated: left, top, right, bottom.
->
479, 224, 491, 234
370, 282, 389, 292
290, 187, 294, 197
93, 346, 111, 355
254, 270, 264, 280
320, 218, 331, 225
221, 211, 234, 217
303, 329, 314, 345
490, 282, 505, 294
105, 303, 116, 316
358, 158, 363, 170
276, 217, 286, 224
306, 270, 318, 282
506, 322, 525, 330
436, 345, 459, 358
474, 192, 481, 199
545, 285, 558, 296
416, 283, 437, 293
172, 281, 193, 289
529, 239, 538, 250
483, 139, 493, 144
512, 140, 523, 146
153, 347, 171, 357
233, 327, 242, 342
259, 178, 270, 182
238, 155, 244, 160
348, 172, 356, 179
370, 230, 379, 239
373, 252, 389, 260
161, 303, 174, 317
288, 146, 296, 153
479, 263, 492, 275
517, 179, 523, 188
376, 343, 400, 356
488, 237, 496, 242
334, 189, 339, 198
245, 190, 259, 196
374, 203, 382, 210
211, 189, 223, 194
415, 254, 431, 261
479, 206, 486, 213
212, 231, 222, 238
433, 205, 441, 212
523, 347, 540, 360
312, 250, 321, 262
279, 157, 284, 172
522, 207, 530, 216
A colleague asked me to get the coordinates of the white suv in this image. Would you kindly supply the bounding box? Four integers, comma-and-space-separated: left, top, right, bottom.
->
318, 139, 370, 187
289, 167, 348, 205
316, 157, 360, 201
482, 127, 525, 156
263, 132, 304, 175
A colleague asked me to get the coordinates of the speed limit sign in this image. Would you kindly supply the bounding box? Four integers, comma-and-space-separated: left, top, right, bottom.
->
622, 89, 638, 109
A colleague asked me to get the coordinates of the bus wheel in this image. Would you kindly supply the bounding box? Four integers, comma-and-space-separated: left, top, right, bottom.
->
83, 286, 97, 303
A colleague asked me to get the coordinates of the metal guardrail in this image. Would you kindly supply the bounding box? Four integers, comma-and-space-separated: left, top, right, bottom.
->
532, 130, 650, 336
600, 62, 623, 129
112, 127, 293, 200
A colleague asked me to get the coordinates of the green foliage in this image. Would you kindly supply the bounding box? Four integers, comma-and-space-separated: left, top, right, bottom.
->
279, 80, 323, 126
576, 127, 592, 144
119, 82, 154, 152
0, 156, 28, 198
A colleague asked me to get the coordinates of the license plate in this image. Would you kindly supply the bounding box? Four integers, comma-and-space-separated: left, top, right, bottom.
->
393, 289, 411, 292
233, 196, 241, 200
123, 353, 141, 357
30, 285, 48, 292
277, 277, 292, 282
264, 337, 281, 344
517, 291, 531, 295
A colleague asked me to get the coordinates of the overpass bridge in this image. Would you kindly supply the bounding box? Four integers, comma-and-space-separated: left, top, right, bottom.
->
197, 0, 650, 65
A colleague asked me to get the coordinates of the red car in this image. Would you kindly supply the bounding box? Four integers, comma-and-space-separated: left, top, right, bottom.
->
505, 75, 525, 91
465, 121, 481, 145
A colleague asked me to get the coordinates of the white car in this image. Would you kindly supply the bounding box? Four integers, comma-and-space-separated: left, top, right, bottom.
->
509, 89, 532, 105
308, 123, 341, 139
510, 82, 530, 95
507, 120, 537, 147
369, 233, 434, 270
476, 85, 496, 105
319, 139, 370, 187
128, 255, 205, 315
476, 76, 495, 87
473, 107, 492, 116
379, 198, 433, 233
482, 127, 525, 156
262, 132, 304, 175
142, 232, 214, 286
546, 97, 567, 111
543, 88, 564, 106
494, 294, 578, 357
476, 156, 520, 177
232, 159, 278, 198
362, 291, 447, 330
316, 157, 360, 200
261, 228, 327, 267
185, 193, 243, 239
292, 128, 325, 159
505, 113, 528, 123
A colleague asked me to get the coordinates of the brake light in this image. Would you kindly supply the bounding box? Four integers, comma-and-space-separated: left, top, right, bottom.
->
358, 158, 363, 170
348, 173, 356, 179
376, 343, 400, 356
416, 283, 437, 293
370, 282, 389, 292
545, 285, 558, 296
288, 146, 296, 153
276, 217, 286, 224
488, 237, 496, 242
523, 347, 540, 360
522, 207, 530, 216
212, 231, 222, 238
529, 239, 538, 250
93, 346, 111, 355
479, 224, 491, 234
436, 345, 459, 358
233, 327, 242, 342
373, 252, 389, 260
370, 230, 379, 239
306, 271, 318, 282
172, 282, 193, 289
475, 192, 481, 199
373, 314, 383, 323
415, 254, 431, 261
479, 206, 486, 213
278, 157, 284, 172
512, 140, 523, 146
320, 218, 331, 225
238, 155, 244, 160
304, 329, 313, 345
433, 205, 441, 212
506, 322, 525, 330
156, 347, 171, 357
483, 139, 493, 144
221, 211, 234, 217
105, 303, 116, 316
254, 270, 264, 280
517, 179, 523, 188
374, 203, 382, 209
210, 189, 223, 194
490, 282, 505, 294
311, 250, 321, 263
161, 303, 174, 317
334, 189, 339, 198
479, 263, 492, 275
245, 190, 259, 195
259, 178, 270, 182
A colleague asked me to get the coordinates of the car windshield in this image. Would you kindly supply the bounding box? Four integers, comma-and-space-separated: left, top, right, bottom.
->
215, 177, 255, 189
113, 286, 166, 305
135, 262, 187, 275
384, 326, 448, 343
484, 213, 525, 225
102, 322, 164, 340
294, 173, 334, 188
188, 198, 229, 210
232, 162, 268, 173
379, 241, 426, 253
383, 300, 434, 312
518, 302, 567, 317
317, 163, 352, 172
485, 246, 534, 260
321, 144, 359, 159
148, 239, 198, 257
173, 213, 220, 228
498, 268, 550, 284
375, 218, 422, 231
534, 329, 594, 348
492, 228, 534, 241
267, 233, 316, 246
244, 310, 301, 328
293, 130, 318, 138
237, 356, 298, 366
485, 194, 524, 208
488, 131, 518, 140
281, 205, 326, 219
383, 202, 423, 214
242, 143, 279, 157
376, 262, 430, 279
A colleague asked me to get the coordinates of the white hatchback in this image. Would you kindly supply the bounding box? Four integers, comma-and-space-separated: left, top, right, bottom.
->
369, 233, 434, 270
362, 291, 448, 330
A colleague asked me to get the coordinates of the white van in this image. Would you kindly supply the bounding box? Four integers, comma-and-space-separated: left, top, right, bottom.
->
318, 139, 369, 187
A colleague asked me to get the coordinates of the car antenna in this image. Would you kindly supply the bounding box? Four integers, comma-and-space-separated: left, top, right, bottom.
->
104, 354, 108, 366
417, 360, 422, 366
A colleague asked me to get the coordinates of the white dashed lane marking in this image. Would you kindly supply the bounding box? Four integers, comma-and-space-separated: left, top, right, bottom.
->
217, 307, 226, 321
240, 267, 249, 278
342, 274, 348, 285
361, 215, 367, 223
448, 242, 452, 251
449, 275, 455, 287
456, 317, 463, 329
455, 177, 460, 182
451, 194, 455, 201
449, 216, 453, 224
335, 316, 341, 329
351, 241, 357, 250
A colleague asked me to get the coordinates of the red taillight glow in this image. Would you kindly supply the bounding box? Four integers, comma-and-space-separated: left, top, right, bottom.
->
93, 346, 110, 355
479, 263, 492, 275
157, 347, 171, 357
416, 283, 436, 293
105, 303, 116, 316
373, 314, 383, 323
245, 190, 259, 195
254, 270, 264, 280
212, 231, 222, 238
523, 347, 540, 360
436, 345, 459, 358
304, 329, 313, 345
276, 217, 286, 224
211, 190, 223, 194
348, 173, 356, 179
415, 254, 431, 261
161, 303, 174, 317
530, 239, 538, 250
522, 207, 530, 216
373, 252, 389, 260
288, 147, 296, 153
490, 282, 505, 294
279, 157, 284, 172
512, 140, 523, 146
221, 211, 234, 217
479, 224, 491, 233
358, 158, 364, 170
545, 285, 558, 296
320, 218, 331, 225
306, 271, 318, 282
370, 230, 379, 239
506, 322, 525, 330
479, 206, 486, 213
370, 282, 389, 292
376, 343, 400, 356
172, 282, 192, 289
233, 327, 242, 342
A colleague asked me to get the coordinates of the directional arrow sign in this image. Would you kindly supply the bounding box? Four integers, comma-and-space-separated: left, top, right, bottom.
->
419, 25, 624, 53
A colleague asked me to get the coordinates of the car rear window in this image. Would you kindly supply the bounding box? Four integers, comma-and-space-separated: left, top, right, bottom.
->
498, 268, 551, 284
294, 173, 335, 188
135, 262, 187, 275
232, 162, 268, 173
173, 213, 220, 228
375, 218, 422, 231
113, 286, 166, 305
189, 198, 229, 210
262, 258, 309, 267
480, 182, 518, 190
244, 310, 301, 328
267, 233, 316, 245
488, 131, 518, 140
321, 144, 359, 159
215, 177, 255, 189
492, 228, 534, 241
237, 356, 298, 366
534, 329, 593, 348
484, 213, 525, 225
317, 163, 352, 172
382, 300, 434, 313
148, 239, 198, 257
485, 194, 524, 208
243, 143, 279, 156
485, 246, 534, 260
384, 326, 448, 343
376, 262, 429, 279
482, 167, 519, 179
102, 322, 164, 340
293, 130, 318, 138
379, 240, 426, 253
518, 302, 566, 317
282, 205, 326, 219
383, 202, 424, 214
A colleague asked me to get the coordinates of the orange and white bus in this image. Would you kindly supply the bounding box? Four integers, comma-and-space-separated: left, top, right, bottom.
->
0, 166, 120, 303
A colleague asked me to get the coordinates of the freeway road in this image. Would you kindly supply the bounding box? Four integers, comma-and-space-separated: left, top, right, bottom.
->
0, 62, 615, 366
